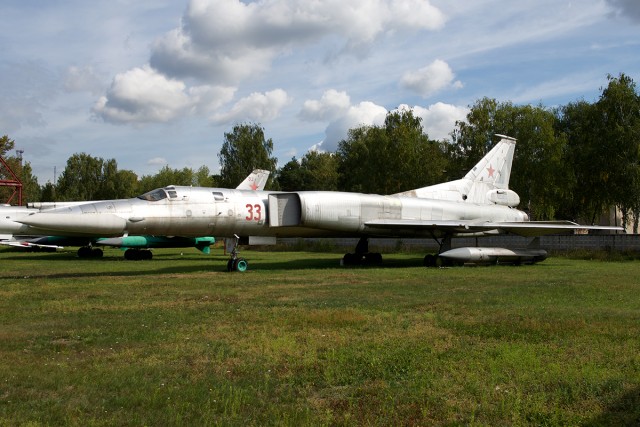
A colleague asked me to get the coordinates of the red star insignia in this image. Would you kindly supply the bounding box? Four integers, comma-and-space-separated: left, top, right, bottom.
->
250, 182, 258, 190
487, 165, 495, 178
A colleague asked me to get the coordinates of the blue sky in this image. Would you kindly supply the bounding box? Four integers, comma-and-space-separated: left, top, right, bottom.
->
1, 0, 638, 184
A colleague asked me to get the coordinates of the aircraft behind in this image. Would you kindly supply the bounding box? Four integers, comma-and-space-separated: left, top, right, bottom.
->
2, 170, 270, 259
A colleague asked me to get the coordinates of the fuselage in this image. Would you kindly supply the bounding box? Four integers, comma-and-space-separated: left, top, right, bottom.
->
0, 205, 40, 239
18, 185, 529, 239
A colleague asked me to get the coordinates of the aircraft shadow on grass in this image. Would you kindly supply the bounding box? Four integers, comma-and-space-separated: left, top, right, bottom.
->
0, 251, 443, 280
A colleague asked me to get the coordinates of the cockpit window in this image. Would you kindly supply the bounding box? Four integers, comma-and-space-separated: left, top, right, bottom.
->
137, 188, 168, 201
164, 185, 179, 199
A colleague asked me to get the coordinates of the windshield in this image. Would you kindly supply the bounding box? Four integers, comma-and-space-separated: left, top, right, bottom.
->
137, 188, 168, 202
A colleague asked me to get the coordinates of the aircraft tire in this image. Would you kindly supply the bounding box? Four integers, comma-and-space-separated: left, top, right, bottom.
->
143, 250, 153, 260
436, 256, 454, 267
364, 252, 382, 265
423, 254, 436, 267
78, 246, 92, 258
124, 249, 140, 260
233, 258, 248, 272
91, 248, 103, 258
342, 253, 358, 266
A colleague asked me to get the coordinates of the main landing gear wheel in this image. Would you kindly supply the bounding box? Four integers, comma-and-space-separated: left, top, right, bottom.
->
423, 254, 459, 267
227, 234, 248, 272
423, 254, 436, 267
342, 237, 383, 266
124, 249, 153, 260
77, 246, 103, 258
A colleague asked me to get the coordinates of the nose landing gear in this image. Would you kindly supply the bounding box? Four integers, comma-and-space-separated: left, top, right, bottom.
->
227, 234, 248, 272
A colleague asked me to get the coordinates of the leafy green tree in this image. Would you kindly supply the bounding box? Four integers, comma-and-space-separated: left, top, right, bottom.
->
337, 110, 446, 194
301, 151, 339, 190
554, 101, 597, 220
137, 165, 196, 194
217, 123, 277, 189
276, 157, 305, 191
56, 153, 133, 201
17, 162, 41, 204
596, 73, 640, 230
194, 165, 215, 187
0, 135, 14, 156
115, 169, 139, 198
56, 153, 103, 200
40, 182, 56, 202
557, 74, 640, 227
277, 152, 339, 191
505, 105, 567, 220
446, 98, 501, 180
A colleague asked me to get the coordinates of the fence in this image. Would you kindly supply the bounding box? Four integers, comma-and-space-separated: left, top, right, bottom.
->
277, 234, 640, 253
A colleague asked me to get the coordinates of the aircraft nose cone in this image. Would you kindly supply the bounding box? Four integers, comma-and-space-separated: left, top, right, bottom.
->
18, 213, 127, 236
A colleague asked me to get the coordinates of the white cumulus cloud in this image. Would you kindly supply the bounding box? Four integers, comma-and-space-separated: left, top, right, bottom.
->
299, 89, 351, 122
211, 89, 292, 124
150, 0, 445, 84
95, 0, 446, 127
92, 65, 235, 124
315, 101, 388, 152
147, 157, 168, 166
400, 59, 463, 98
308, 90, 469, 152
404, 102, 469, 141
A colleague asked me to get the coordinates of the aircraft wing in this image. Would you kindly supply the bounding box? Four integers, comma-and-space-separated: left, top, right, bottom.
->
364, 219, 623, 237
0, 239, 63, 249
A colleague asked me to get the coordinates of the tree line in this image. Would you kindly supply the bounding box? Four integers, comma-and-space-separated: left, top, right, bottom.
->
2, 73, 638, 230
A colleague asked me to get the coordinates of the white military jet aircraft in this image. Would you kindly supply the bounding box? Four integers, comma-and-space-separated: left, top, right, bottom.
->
2, 170, 270, 259
17, 136, 621, 270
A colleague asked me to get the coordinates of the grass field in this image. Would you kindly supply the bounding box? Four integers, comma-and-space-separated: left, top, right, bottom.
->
1, 246, 639, 426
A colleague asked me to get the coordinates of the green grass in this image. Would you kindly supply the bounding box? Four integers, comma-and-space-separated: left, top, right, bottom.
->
1, 247, 639, 426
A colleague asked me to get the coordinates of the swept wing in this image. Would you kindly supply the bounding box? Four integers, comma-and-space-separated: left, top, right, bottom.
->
364, 219, 621, 237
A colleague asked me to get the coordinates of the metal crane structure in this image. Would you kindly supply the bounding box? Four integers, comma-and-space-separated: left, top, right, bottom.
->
0, 153, 23, 206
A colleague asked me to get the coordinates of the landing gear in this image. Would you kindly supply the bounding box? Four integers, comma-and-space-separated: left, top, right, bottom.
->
77, 246, 103, 258
342, 237, 383, 266
124, 249, 153, 260
227, 234, 248, 272
423, 234, 453, 267
423, 254, 455, 267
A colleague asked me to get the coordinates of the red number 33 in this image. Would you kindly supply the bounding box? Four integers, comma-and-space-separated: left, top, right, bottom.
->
245, 204, 262, 221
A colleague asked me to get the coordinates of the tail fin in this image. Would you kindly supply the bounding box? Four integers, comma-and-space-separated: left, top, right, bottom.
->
463, 134, 516, 190
396, 135, 519, 205
236, 169, 270, 191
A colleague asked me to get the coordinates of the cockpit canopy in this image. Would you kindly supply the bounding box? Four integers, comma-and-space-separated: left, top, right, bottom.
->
137, 186, 178, 202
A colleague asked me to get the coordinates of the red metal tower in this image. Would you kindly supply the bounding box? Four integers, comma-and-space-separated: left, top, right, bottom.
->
0, 154, 22, 206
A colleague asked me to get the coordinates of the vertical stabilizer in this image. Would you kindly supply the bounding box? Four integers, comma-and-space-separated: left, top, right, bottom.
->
395, 135, 519, 206
236, 169, 270, 191
463, 134, 516, 190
